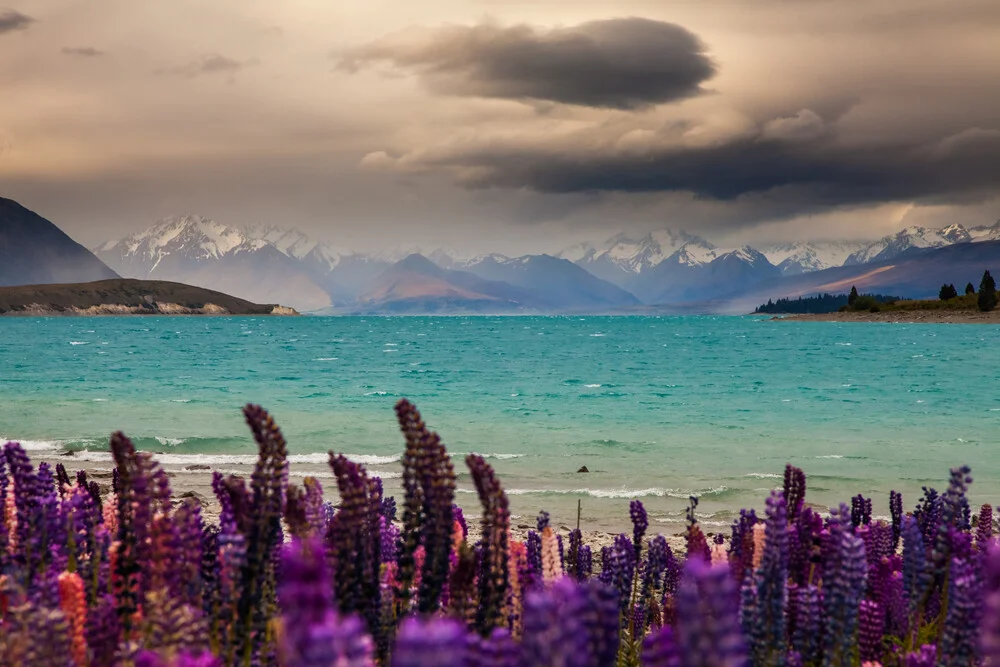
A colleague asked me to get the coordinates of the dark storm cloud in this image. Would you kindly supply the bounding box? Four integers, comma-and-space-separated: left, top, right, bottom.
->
400, 120, 1000, 214
61, 46, 104, 57
155, 54, 259, 78
0, 9, 33, 34
339, 18, 716, 109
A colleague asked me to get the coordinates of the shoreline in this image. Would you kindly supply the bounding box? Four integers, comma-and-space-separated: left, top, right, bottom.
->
41, 455, 692, 553
771, 310, 1000, 324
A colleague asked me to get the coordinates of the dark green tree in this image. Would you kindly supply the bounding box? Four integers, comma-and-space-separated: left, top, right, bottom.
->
966, 282, 976, 295
848, 286, 859, 307
939, 284, 958, 301
978, 270, 997, 312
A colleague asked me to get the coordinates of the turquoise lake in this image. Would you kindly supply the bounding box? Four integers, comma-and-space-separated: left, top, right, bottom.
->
1, 315, 999, 533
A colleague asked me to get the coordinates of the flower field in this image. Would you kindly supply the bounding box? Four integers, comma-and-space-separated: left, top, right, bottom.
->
1, 399, 997, 666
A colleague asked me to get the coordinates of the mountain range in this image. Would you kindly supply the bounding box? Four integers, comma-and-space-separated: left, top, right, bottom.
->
2, 196, 999, 313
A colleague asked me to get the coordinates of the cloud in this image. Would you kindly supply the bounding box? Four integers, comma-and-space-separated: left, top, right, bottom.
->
61, 46, 105, 58
0, 9, 33, 34
339, 18, 716, 109
156, 54, 259, 78
369, 113, 1000, 219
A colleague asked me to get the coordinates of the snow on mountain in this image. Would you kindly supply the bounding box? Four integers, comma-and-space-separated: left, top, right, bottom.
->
969, 220, 1000, 242
669, 239, 722, 267
105, 214, 254, 269
845, 225, 971, 266
760, 240, 868, 275
94, 215, 333, 311
597, 229, 705, 273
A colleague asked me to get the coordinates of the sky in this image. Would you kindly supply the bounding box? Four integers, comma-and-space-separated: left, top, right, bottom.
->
1, 0, 999, 254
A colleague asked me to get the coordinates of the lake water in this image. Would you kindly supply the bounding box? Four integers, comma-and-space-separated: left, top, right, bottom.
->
2, 315, 998, 533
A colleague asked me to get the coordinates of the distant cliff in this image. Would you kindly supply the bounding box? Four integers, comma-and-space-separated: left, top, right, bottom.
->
0, 197, 119, 286
0, 279, 298, 316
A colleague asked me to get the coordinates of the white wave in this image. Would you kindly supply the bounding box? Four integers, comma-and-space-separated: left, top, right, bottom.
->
313, 357, 338, 361
584, 384, 602, 388
0, 437, 63, 451
458, 485, 727, 500
92, 398, 109, 402
65, 451, 402, 466
457, 452, 526, 461
654, 518, 731, 527
815, 455, 844, 459
69, 341, 88, 346
364, 391, 389, 396
170, 399, 191, 403
155, 437, 185, 446
384, 343, 398, 346
744, 473, 781, 479
589, 333, 606, 337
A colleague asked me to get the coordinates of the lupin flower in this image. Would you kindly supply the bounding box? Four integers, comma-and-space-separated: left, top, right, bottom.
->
821, 504, 868, 667
975, 503, 993, 552
631, 500, 648, 559
520, 577, 620, 667
466, 454, 511, 637
783, 464, 806, 523
279, 538, 375, 667
540, 526, 563, 584
447, 540, 478, 624
526, 530, 542, 584
641, 535, 671, 612
858, 600, 883, 663
980, 542, 1000, 665
901, 516, 929, 615
889, 490, 903, 551
749, 491, 788, 665
578, 545, 593, 580
686, 497, 711, 562
937, 555, 980, 666
642, 624, 681, 667
567, 528, 583, 581
675, 558, 749, 667
220, 404, 290, 665
391, 615, 467, 667
327, 454, 383, 653
729, 508, 759, 584
393, 399, 456, 618
751, 523, 766, 571
789, 584, 820, 664
58, 570, 88, 666
851, 494, 872, 527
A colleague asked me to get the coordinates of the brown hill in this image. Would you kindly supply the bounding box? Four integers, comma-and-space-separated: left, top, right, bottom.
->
0, 279, 297, 315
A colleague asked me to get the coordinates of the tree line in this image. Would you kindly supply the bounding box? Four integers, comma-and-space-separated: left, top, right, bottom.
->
938, 269, 997, 311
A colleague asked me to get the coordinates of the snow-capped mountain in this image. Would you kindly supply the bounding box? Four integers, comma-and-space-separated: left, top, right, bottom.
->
94, 216, 333, 311
969, 220, 1000, 242
560, 229, 709, 288
93, 214, 1000, 312
760, 241, 869, 276
844, 225, 972, 266
96, 215, 262, 268
630, 243, 780, 304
